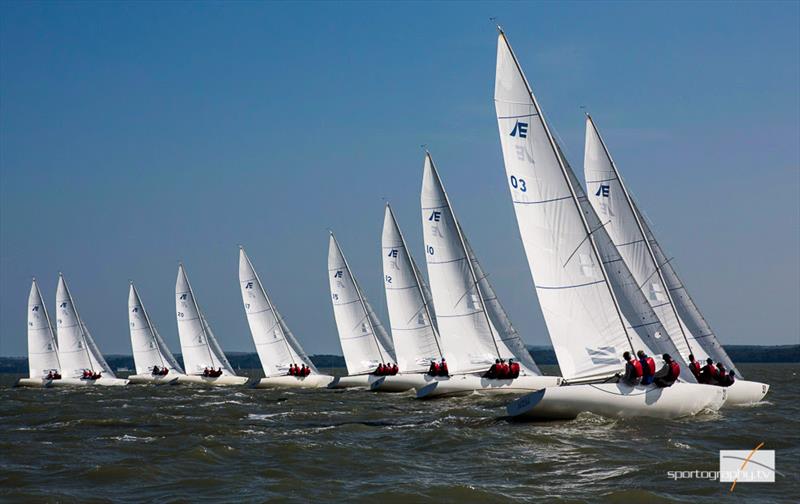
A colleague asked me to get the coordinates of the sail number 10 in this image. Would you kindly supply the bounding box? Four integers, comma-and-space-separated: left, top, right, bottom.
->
510, 175, 527, 192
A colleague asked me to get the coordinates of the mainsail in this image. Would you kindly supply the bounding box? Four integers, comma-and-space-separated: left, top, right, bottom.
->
129, 282, 184, 375
55, 274, 116, 378
493, 30, 694, 382
583, 116, 739, 376
27, 278, 61, 378
328, 232, 395, 375
382, 203, 443, 373
421, 152, 541, 375
175, 264, 235, 375
239, 247, 317, 377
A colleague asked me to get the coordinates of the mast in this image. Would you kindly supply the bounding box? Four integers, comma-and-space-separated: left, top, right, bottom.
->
59, 273, 96, 371
34, 277, 61, 370
131, 281, 166, 369
179, 263, 216, 366
426, 152, 502, 359
241, 246, 296, 365
497, 29, 635, 354
330, 232, 386, 364
586, 114, 694, 356
386, 203, 444, 359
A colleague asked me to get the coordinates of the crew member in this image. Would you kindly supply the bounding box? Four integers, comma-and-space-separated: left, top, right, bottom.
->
429, 360, 440, 376
509, 358, 520, 379
637, 350, 656, 385
699, 358, 718, 384
688, 354, 701, 380
439, 358, 449, 377
621, 351, 643, 386
484, 359, 500, 379
720, 370, 736, 387
653, 354, 680, 388
391, 363, 399, 375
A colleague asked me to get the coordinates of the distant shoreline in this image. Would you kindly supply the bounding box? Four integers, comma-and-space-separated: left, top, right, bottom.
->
1, 344, 796, 374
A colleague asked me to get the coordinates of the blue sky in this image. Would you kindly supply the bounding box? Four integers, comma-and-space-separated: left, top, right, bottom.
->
1, 1, 798, 357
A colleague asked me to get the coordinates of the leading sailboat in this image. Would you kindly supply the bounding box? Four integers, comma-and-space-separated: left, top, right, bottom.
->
493, 29, 724, 419
416, 152, 559, 398
327, 232, 397, 389
175, 263, 248, 386
17, 278, 62, 387
582, 115, 768, 405
55, 273, 129, 386
127, 282, 184, 384
239, 246, 333, 388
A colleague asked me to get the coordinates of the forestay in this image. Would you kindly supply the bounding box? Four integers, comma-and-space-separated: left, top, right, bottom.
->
175, 264, 235, 375
583, 117, 738, 376
239, 247, 317, 377
55, 274, 116, 378
27, 278, 61, 378
421, 153, 541, 375
129, 283, 184, 375
382, 204, 443, 373
494, 31, 694, 382
328, 233, 396, 375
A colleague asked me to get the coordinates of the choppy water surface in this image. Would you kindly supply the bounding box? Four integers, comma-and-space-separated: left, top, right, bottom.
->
1, 364, 797, 503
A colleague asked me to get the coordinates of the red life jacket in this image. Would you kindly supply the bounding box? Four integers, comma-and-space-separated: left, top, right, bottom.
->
431, 362, 440, 375
289, 366, 296, 376
644, 357, 656, 376
631, 359, 643, 377
499, 363, 510, 378
668, 361, 680, 380
440, 362, 448, 375
392, 365, 398, 375
689, 361, 701, 376
510, 362, 520, 377
305, 367, 311, 376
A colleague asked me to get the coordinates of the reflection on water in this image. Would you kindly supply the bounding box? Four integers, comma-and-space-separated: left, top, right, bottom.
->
0, 364, 797, 502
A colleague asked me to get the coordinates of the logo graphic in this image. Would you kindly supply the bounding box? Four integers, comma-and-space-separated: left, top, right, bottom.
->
387, 249, 398, 258
179, 294, 188, 300
595, 184, 610, 197
245, 281, 254, 289
132, 307, 139, 313
59, 302, 67, 308
333, 271, 343, 278
720, 444, 778, 491
586, 346, 618, 365
510, 121, 528, 138
428, 211, 441, 222
32, 306, 40, 312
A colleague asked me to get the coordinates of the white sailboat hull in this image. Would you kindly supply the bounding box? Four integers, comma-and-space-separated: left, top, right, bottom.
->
369, 373, 434, 392
177, 375, 249, 386
326, 375, 373, 389
507, 382, 725, 421
722, 380, 769, 406
44, 377, 130, 387
416, 374, 563, 399
15, 377, 51, 388
254, 374, 334, 389
127, 374, 181, 385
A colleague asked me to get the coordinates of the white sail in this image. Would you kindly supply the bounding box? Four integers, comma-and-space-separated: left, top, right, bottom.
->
27, 278, 61, 378
239, 247, 317, 377
129, 283, 183, 375
175, 264, 235, 375
382, 204, 443, 373
583, 116, 739, 376
55, 274, 116, 378
328, 233, 395, 375
421, 153, 541, 375
494, 31, 694, 382
465, 239, 542, 374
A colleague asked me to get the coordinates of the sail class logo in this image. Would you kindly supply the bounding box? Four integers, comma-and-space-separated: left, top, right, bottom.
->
510, 121, 528, 138
595, 184, 610, 197
720, 444, 778, 490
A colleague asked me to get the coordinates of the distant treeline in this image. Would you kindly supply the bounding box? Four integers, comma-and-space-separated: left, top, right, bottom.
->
1, 345, 797, 374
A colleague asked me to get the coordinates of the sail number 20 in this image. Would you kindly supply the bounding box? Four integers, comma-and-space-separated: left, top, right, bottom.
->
510, 175, 527, 192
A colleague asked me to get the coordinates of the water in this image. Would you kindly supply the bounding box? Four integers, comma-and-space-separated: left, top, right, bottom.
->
1, 364, 797, 503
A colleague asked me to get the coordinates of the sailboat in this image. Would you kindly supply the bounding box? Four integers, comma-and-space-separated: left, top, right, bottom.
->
583, 115, 769, 405
238, 247, 333, 388
175, 263, 249, 386
326, 232, 397, 389
54, 273, 129, 386
415, 152, 560, 398
16, 278, 62, 387
127, 282, 183, 384
493, 29, 724, 419
370, 203, 444, 392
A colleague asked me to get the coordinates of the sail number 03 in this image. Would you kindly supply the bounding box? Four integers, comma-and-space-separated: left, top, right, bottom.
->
510, 175, 527, 192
